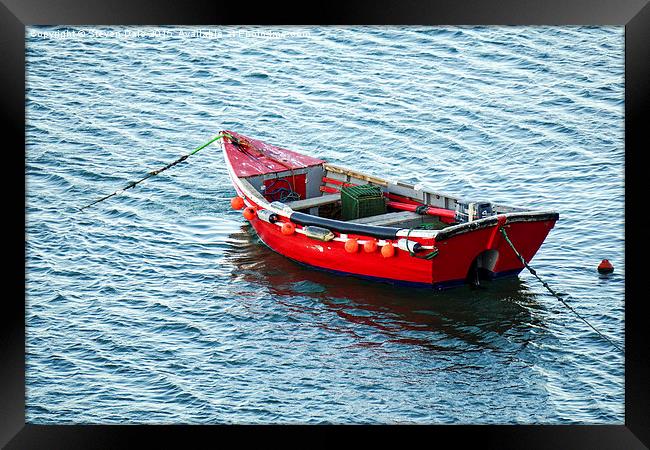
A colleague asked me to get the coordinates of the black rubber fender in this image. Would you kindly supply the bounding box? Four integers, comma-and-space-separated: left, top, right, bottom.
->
289, 212, 399, 240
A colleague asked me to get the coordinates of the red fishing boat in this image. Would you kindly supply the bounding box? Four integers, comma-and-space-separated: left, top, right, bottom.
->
221, 130, 558, 289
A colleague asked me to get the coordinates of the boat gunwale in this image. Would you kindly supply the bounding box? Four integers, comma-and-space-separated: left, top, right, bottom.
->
434, 210, 560, 242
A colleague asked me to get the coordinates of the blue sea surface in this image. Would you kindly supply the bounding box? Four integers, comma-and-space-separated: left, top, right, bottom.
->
26, 26, 624, 424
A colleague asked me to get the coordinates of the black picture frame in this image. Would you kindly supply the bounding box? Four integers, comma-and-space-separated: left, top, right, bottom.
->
2, 0, 648, 447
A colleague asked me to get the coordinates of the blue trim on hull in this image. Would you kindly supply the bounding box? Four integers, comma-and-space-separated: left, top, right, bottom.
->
486, 268, 524, 280
285, 256, 434, 289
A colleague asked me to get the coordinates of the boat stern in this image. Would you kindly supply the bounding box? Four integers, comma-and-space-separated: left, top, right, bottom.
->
431, 211, 559, 286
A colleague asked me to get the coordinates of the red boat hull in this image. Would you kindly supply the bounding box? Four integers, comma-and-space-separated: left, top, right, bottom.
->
242, 206, 555, 288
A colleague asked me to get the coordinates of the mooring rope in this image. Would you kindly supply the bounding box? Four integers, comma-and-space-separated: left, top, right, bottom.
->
499, 227, 623, 354
79, 132, 234, 212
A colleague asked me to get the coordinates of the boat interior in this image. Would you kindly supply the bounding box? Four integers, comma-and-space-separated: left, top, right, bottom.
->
239, 163, 522, 230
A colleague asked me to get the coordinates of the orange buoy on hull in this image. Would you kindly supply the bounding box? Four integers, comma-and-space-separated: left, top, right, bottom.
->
243, 207, 256, 220
231, 196, 245, 210
345, 238, 359, 253
281, 222, 296, 235
363, 239, 378, 253
381, 242, 395, 258
598, 259, 614, 274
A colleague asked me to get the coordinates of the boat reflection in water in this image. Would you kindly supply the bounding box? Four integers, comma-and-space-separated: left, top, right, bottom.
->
224, 225, 550, 353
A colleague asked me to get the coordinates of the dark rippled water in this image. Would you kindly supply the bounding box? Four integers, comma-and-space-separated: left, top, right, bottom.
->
26, 26, 624, 424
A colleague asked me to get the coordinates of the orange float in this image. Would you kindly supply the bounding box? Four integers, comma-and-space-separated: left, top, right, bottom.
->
230, 196, 245, 210
363, 239, 378, 253
344, 238, 359, 253
381, 242, 395, 258
281, 222, 296, 235
243, 207, 256, 220
597, 259, 614, 274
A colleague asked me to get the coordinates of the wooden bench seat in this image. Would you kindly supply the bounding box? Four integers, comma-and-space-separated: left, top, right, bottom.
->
286, 193, 341, 211
349, 211, 422, 226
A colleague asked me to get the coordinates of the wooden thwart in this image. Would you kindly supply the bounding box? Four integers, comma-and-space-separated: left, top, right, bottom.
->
349, 211, 422, 226
286, 193, 341, 211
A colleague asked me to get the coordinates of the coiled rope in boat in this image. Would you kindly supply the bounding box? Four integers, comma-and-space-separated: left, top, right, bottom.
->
499, 227, 623, 354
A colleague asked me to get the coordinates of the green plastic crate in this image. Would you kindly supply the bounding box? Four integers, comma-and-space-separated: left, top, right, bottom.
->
341, 184, 386, 221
